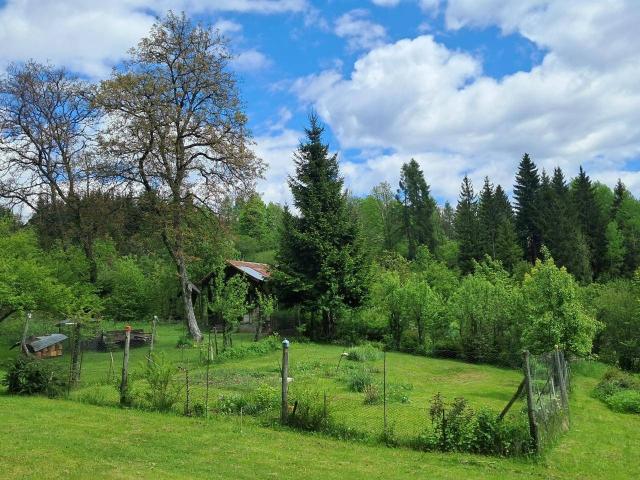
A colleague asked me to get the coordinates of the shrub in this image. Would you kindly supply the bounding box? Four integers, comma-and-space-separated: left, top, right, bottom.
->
606, 390, 640, 414
72, 384, 119, 407
3, 356, 66, 397
141, 353, 182, 412
215, 334, 281, 362
346, 343, 382, 362
176, 335, 194, 349
287, 389, 330, 432
216, 384, 279, 416
345, 368, 374, 392
363, 384, 381, 405
594, 368, 640, 414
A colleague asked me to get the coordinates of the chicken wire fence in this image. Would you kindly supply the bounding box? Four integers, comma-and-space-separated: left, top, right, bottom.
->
62, 334, 571, 454
523, 349, 571, 452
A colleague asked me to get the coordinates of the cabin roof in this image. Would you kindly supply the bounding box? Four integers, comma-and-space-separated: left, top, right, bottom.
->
226, 260, 271, 282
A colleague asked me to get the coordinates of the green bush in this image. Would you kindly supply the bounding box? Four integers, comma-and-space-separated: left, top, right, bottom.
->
345, 343, 382, 362
3, 356, 67, 397
606, 390, 640, 414
345, 368, 374, 392
215, 334, 281, 362
595, 368, 640, 414
140, 353, 182, 412
216, 384, 279, 416
412, 394, 534, 456
287, 389, 330, 431
363, 384, 381, 405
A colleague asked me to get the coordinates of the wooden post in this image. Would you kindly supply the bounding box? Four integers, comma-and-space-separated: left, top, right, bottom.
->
523, 350, 540, 452
120, 325, 131, 406
205, 330, 211, 419
184, 367, 191, 416
213, 327, 219, 357
281, 338, 290, 424
108, 351, 115, 383
499, 379, 525, 420
150, 315, 158, 355
20, 311, 31, 355
71, 322, 81, 386
383, 351, 387, 435
554, 346, 569, 412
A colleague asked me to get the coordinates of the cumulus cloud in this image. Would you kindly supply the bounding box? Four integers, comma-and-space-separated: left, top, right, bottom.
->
253, 128, 300, 205
293, 0, 640, 201
371, 0, 401, 6
334, 9, 387, 51
232, 49, 272, 72
0, 0, 308, 78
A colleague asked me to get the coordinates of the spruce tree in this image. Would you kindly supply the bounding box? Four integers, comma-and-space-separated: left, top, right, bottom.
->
396, 159, 437, 259
276, 115, 368, 338
455, 175, 480, 273
477, 177, 497, 258
572, 166, 606, 279
513, 153, 542, 263
611, 179, 627, 219
493, 185, 522, 270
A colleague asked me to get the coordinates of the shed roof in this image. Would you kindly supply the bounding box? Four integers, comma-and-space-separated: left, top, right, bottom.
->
226, 260, 271, 282
28, 334, 68, 352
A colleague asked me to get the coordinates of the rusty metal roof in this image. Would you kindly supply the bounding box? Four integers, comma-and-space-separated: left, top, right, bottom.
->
226, 260, 271, 282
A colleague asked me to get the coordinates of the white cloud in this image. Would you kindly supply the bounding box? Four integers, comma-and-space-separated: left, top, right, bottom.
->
232, 49, 272, 72
213, 19, 243, 36
254, 128, 301, 205
334, 9, 387, 52
293, 0, 640, 201
0, 0, 308, 78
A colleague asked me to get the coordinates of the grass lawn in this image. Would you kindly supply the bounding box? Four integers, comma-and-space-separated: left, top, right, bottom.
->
1, 320, 639, 479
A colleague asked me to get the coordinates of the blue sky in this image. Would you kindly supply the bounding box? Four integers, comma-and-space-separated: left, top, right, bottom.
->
1, 0, 639, 205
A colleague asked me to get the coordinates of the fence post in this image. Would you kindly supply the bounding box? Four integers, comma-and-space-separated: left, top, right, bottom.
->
554, 346, 569, 412
20, 311, 31, 355
523, 350, 540, 453
70, 322, 82, 386
205, 329, 211, 419
149, 315, 158, 358
120, 325, 131, 406
383, 351, 387, 436
281, 338, 290, 424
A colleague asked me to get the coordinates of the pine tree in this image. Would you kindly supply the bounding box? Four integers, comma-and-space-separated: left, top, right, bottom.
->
513, 153, 542, 263
396, 159, 437, 259
572, 166, 606, 279
276, 115, 368, 339
440, 201, 456, 240
611, 179, 627, 219
604, 220, 626, 278
455, 175, 480, 273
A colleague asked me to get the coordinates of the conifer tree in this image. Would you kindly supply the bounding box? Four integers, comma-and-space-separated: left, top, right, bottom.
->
455, 175, 480, 273
572, 166, 606, 279
477, 177, 497, 258
276, 115, 368, 339
397, 159, 437, 259
513, 153, 542, 263
611, 179, 627, 219
493, 185, 522, 270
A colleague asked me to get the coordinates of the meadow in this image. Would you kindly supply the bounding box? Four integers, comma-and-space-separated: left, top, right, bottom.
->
1, 321, 640, 479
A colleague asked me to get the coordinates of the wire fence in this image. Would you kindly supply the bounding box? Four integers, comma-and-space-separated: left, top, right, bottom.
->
60, 332, 571, 456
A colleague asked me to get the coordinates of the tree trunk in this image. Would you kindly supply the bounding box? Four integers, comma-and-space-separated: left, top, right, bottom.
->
177, 252, 203, 342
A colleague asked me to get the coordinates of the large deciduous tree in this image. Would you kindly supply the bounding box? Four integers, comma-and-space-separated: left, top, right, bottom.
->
0, 61, 105, 282
98, 12, 263, 341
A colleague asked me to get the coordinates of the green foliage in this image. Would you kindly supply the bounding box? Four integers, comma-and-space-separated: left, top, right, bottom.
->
521, 254, 601, 356
98, 256, 154, 323
413, 394, 533, 456
3, 356, 67, 397
397, 159, 437, 259
594, 368, 640, 414
345, 368, 374, 392
215, 334, 281, 362
140, 353, 182, 412
345, 343, 382, 362
216, 383, 279, 416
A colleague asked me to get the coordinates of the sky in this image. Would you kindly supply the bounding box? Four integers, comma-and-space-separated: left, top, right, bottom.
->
1, 0, 639, 206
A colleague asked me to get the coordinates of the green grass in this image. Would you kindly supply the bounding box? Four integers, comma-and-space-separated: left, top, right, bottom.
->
1, 319, 640, 478
1, 365, 639, 479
